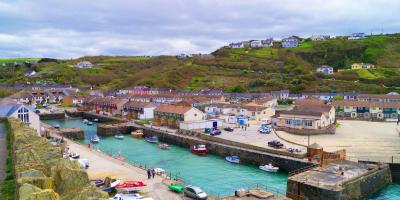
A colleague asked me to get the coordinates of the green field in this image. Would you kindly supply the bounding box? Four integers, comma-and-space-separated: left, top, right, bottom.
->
0, 58, 40, 64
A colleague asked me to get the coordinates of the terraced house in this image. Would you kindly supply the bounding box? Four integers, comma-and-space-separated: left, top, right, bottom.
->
81, 97, 127, 115
122, 101, 156, 120
153, 104, 205, 128
332, 101, 400, 120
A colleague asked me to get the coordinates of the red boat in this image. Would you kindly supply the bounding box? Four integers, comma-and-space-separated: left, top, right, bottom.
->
115, 180, 146, 193
191, 145, 208, 155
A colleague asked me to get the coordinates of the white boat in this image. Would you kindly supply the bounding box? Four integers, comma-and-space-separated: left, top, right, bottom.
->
225, 156, 240, 164
110, 193, 144, 200
83, 119, 89, 124
53, 124, 60, 129
115, 134, 125, 140
259, 164, 279, 172
87, 121, 94, 126
69, 153, 80, 160
90, 135, 100, 143
93, 118, 99, 122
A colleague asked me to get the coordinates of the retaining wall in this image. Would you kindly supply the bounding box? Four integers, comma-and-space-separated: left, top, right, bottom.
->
65, 111, 123, 123
389, 163, 400, 183
39, 112, 66, 120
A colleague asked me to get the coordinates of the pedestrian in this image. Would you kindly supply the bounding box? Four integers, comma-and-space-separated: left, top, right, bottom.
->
152, 168, 156, 179
147, 169, 151, 179
245, 126, 247, 131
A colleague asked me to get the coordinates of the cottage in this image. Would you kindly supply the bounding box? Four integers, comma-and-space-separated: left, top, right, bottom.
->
0, 101, 40, 134
25, 70, 37, 77
281, 36, 300, 48
316, 65, 334, 75
348, 33, 366, 40
250, 40, 263, 48
351, 63, 375, 70
75, 61, 93, 69
311, 35, 330, 41
81, 97, 127, 115
153, 104, 205, 128
229, 42, 244, 48
261, 38, 274, 47
122, 101, 156, 120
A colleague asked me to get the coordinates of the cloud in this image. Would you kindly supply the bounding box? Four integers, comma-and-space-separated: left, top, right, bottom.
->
0, 0, 399, 58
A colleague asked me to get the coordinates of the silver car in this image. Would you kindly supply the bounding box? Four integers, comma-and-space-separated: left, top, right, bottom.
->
184, 185, 208, 200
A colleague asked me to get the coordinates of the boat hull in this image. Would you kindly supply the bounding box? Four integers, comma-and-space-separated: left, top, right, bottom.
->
191, 149, 208, 155
226, 157, 240, 164
259, 166, 279, 172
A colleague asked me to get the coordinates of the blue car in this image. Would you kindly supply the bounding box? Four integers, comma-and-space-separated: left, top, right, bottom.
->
258, 125, 271, 134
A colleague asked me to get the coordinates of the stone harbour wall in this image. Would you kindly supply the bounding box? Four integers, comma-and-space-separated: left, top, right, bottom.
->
8, 117, 108, 200
39, 113, 66, 120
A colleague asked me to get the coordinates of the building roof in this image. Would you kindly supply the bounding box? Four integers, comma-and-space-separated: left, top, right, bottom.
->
356, 94, 400, 99
154, 104, 192, 114
308, 142, 323, 149
0, 101, 35, 117
123, 101, 155, 108
295, 97, 325, 106
332, 100, 400, 108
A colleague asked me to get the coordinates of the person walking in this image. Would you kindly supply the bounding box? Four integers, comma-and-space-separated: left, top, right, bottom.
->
147, 169, 151, 179
152, 168, 156, 179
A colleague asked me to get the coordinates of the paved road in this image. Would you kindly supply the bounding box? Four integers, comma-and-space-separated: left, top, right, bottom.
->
0, 123, 7, 199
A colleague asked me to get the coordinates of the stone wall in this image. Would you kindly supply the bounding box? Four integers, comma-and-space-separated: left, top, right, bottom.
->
8, 117, 108, 200
275, 125, 335, 135
65, 111, 123, 123
389, 163, 400, 183
39, 113, 66, 120
58, 128, 84, 140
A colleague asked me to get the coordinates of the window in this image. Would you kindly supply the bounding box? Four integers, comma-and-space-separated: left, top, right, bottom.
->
17, 107, 30, 124
285, 119, 291, 125
194, 113, 197, 117
303, 120, 313, 127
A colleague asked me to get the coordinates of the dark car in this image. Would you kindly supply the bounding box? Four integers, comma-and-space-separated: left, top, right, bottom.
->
210, 129, 221, 136
268, 140, 284, 149
224, 127, 234, 132
35, 110, 41, 114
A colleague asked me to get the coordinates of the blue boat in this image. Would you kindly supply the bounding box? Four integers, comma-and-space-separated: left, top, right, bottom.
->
225, 156, 240, 164
146, 136, 159, 143
102, 187, 115, 193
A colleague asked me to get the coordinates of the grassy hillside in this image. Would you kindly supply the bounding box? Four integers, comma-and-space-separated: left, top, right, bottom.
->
0, 58, 40, 64
1, 34, 400, 94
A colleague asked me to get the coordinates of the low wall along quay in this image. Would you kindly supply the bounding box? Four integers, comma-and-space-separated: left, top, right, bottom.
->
7, 117, 108, 200
97, 123, 313, 173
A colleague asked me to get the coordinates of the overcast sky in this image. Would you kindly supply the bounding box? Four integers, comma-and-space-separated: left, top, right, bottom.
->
0, 0, 399, 58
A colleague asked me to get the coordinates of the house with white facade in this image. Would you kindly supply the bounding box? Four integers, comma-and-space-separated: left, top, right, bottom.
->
250, 40, 263, 48
122, 101, 156, 120
348, 33, 366, 40
262, 38, 274, 47
281, 36, 300, 48
75, 61, 93, 69
0, 101, 40, 134
229, 42, 244, 48
316, 65, 334, 75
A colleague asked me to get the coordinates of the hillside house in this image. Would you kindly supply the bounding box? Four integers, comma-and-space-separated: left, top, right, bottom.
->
262, 38, 274, 47
229, 42, 244, 48
0, 101, 40, 134
316, 65, 334, 75
75, 61, 93, 69
281, 36, 299, 48
348, 33, 366, 40
351, 63, 375, 70
250, 40, 263, 48
311, 35, 330, 41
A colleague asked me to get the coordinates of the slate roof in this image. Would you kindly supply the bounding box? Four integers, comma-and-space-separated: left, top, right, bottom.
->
154, 104, 192, 114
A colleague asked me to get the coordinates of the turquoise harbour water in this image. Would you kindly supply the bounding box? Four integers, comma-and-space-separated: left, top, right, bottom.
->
44, 119, 400, 199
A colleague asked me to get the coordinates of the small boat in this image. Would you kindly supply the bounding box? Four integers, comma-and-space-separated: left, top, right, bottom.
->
191, 145, 208, 155
226, 156, 240, 164
100, 178, 120, 193
53, 124, 60, 129
111, 193, 144, 200
131, 130, 144, 139
146, 136, 158, 143
83, 119, 89, 124
158, 143, 169, 150
259, 163, 279, 172
115, 180, 146, 193
93, 118, 99, 122
114, 134, 125, 140
90, 179, 105, 187
87, 121, 94, 126
90, 135, 100, 143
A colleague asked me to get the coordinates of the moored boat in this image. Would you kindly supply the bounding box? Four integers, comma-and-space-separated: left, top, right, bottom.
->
225, 156, 240, 164
83, 119, 89, 124
259, 163, 279, 172
93, 118, 99, 122
110, 193, 144, 200
90, 135, 100, 143
158, 143, 169, 150
53, 124, 60, 129
131, 129, 144, 138
87, 121, 94, 126
191, 145, 208, 155
115, 180, 146, 193
146, 136, 158, 143
114, 134, 125, 140
69, 153, 80, 160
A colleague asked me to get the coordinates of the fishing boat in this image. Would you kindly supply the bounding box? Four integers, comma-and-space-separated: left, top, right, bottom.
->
225, 156, 240, 164
114, 134, 125, 140
91, 179, 105, 187
158, 143, 169, 150
87, 121, 94, 126
53, 124, 60, 129
93, 118, 99, 122
191, 145, 208, 155
115, 180, 146, 193
69, 153, 80, 160
131, 129, 144, 139
111, 193, 144, 200
259, 163, 279, 172
146, 136, 158, 143
90, 135, 100, 143
83, 119, 89, 124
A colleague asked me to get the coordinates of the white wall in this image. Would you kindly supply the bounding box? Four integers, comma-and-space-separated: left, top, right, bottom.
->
10, 107, 40, 135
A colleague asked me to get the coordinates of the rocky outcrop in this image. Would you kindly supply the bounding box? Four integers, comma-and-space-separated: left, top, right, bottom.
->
8, 117, 108, 200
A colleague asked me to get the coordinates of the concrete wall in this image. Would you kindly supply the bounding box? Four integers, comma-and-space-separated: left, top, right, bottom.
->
39, 112, 66, 120
65, 111, 124, 123
389, 163, 400, 183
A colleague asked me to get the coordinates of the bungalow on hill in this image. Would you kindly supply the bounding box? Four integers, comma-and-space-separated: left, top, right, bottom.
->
332, 100, 400, 120
229, 42, 244, 48
351, 63, 375, 70
262, 38, 274, 47
348, 33, 366, 40
311, 35, 330, 41
281, 36, 300, 48
122, 101, 156, 120
153, 104, 205, 128
74, 61, 93, 69
0, 101, 40, 134
316, 65, 334, 75
250, 40, 263, 48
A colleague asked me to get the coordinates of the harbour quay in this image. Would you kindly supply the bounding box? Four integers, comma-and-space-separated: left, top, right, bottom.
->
287, 160, 392, 200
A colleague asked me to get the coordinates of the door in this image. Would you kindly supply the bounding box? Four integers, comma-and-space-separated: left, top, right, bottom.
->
213, 121, 218, 128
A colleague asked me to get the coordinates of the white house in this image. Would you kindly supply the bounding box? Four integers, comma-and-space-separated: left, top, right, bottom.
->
229, 42, 244, 48
25, 70, 37, 77
250, 40, 263, 48
0, 101, 40, 134
311, 35, 330, 41
348, 33, 366, 40
122, 101, 156, 120
282, 36, 299, 48
262, 38, 273, 47
75, 61, 93, 69
316, 65, 334, 75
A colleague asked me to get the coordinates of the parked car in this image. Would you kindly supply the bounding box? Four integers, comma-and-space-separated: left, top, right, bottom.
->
224, 127, 234, 132
35, 110, 41, 114
268, 140, 284, 149
210, 129, 221, 136
258, 125, 271, 134
184, 185, 208, 200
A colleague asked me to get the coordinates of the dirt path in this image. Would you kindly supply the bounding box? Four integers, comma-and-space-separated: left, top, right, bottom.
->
66, 139, 182, 200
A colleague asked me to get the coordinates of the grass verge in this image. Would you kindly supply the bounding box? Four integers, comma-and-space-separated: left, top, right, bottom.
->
0, 120, 15, 200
